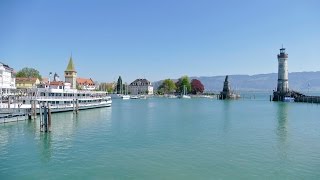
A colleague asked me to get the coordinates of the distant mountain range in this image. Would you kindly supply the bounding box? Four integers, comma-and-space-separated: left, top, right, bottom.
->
153, 71, 320, 92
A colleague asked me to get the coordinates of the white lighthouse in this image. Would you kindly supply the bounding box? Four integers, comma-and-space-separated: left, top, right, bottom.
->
277, 47, 289, 93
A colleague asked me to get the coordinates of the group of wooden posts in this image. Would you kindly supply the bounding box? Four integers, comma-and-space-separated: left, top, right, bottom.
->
30, 99, 80, 133
30, 101, 52, 132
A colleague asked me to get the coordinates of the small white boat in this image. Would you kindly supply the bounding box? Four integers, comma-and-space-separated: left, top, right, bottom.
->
179, 85, 191, 99
168, 95, 178, 99
130, 95, 139, 99
180, 95, 191, 99
121, 95, 130, 100
110, 94, 123, 99
283, 97, 294, 102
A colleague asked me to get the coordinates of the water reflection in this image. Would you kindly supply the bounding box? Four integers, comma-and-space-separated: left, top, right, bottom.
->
37, 108, 112, 161
276, 103, 289, 159
39, 133, 52, 162
223, 100, 231, 133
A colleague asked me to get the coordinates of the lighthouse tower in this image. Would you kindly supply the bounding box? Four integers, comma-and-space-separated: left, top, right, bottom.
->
277, 47, 289, 93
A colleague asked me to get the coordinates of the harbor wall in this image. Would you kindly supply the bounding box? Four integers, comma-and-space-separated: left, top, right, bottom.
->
295, 96, 320, 104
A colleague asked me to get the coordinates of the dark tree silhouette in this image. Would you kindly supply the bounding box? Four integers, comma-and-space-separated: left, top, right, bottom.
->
191, 79, 204, 94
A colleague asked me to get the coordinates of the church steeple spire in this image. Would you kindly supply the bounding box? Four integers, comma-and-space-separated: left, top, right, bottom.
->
66, 55, 76, 72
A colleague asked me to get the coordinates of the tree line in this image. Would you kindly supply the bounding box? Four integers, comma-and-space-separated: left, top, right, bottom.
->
157, 76, 204, 95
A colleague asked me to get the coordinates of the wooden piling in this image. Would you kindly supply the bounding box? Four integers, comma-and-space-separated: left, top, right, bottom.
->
43, 105, 48, 132
76, 99, 79, 113
30, 100, 34, 119
73, 99, 76, 113
39, 102, 43, 130
7, 96, 10, 109
32, 100, 37, 119
48, 103, 51, 128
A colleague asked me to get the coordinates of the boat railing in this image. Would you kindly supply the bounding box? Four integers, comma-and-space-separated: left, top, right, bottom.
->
21, 96, 110, 100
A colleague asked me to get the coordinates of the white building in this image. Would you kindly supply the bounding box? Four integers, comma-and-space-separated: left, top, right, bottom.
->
76, 78, 96, 90
0, 62, 16, 96
128, 79, 153, 95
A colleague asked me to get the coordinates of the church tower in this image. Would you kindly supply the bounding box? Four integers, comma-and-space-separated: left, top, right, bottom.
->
64, 55, 77, 89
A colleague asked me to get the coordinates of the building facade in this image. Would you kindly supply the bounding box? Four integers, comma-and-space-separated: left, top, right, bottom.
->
16, 78, 40, 89
76, 78, 96, 90
0, 62, 16, 95
128, 79, 153, 95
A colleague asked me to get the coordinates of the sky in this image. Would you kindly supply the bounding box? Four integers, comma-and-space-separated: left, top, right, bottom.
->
0, 0, 319, 83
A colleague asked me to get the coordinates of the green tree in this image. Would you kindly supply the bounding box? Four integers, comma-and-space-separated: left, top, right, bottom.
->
116, 76, 123, 94
158, 79, 176, 94
16, 67, 42, 80
99, 83, 115, 93
106, 85, 114, 93
175, 76, 191, 94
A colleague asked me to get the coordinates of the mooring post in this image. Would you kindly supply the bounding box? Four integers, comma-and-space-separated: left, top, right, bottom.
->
48, 103, 51, 131
32, 100, 35, 120
7, 96, 10, 109
35, 100, 38, 119
76, 99, 79, 114
30, 100, 34, 119
43, 104, 48, 132
73, 99, 76, 113
39, 102, 43, 131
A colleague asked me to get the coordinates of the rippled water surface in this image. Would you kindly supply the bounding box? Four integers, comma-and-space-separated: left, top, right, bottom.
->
1, 98, 320, 179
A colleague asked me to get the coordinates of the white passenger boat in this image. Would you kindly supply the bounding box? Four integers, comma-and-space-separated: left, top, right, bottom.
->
8, 82, 112, 113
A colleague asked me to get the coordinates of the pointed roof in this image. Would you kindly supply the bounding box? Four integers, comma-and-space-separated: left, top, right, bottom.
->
65, 56, 76, 72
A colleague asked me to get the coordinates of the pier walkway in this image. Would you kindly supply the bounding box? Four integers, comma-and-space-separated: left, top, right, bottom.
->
0, 109, 29, 123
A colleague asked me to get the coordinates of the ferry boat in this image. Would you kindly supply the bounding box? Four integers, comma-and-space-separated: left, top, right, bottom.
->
11, 82, 112, 113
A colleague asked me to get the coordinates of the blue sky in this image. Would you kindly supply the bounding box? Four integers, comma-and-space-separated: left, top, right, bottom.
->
0, 0, 319, 83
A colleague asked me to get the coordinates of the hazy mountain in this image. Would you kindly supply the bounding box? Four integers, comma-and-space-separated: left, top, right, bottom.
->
153, 71, 320, 92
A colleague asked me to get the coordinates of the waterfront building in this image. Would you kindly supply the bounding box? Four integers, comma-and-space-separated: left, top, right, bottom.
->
64, 56, 77, 89
128, 78, 154, 95
76, 78, 96, 90
0, 62, 16, 96
16, 78, 40, 89
41, 77, 49, 84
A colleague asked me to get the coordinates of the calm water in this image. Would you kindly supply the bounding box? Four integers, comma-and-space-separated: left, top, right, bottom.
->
1, 98, 320, 179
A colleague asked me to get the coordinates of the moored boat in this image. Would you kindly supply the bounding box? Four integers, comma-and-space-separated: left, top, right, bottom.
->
283, 96, 295, 102
7, 82, 112, 113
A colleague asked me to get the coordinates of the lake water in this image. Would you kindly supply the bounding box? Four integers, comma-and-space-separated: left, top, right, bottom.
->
1, 98, 320, 179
